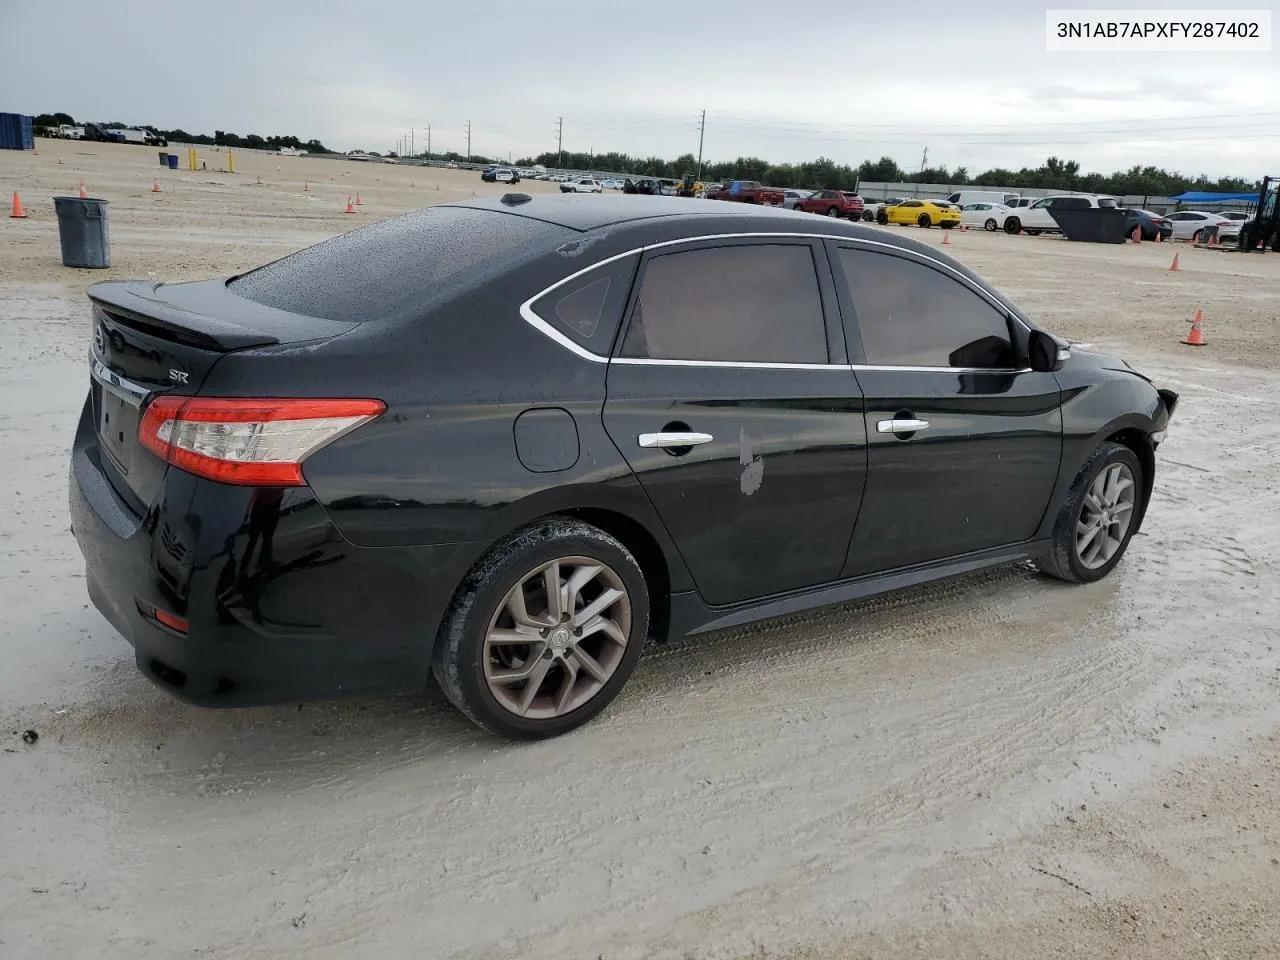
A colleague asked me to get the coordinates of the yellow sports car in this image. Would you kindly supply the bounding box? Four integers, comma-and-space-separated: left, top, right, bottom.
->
877, 198, 962, 229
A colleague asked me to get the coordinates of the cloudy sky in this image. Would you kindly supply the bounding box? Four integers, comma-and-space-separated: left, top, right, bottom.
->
4, 0, 1278, 178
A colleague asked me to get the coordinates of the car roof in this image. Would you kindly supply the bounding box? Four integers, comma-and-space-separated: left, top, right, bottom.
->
443, 194, 952, 257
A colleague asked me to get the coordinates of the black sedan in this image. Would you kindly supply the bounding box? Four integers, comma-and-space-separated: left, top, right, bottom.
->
1124, 208, 1173, 241
70, 196, 1178, 739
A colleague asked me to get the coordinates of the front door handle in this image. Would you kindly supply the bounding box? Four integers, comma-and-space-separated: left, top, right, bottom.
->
638, 431, 714, 449
876, 418, 931, 435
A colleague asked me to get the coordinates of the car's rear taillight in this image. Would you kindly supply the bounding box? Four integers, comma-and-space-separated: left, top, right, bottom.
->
138, 397, 386, 486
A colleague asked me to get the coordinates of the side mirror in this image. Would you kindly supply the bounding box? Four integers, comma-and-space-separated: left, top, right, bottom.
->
1028, 329, 1066, 373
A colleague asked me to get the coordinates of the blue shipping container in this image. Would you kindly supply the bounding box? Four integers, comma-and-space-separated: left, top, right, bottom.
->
0, 112, 36, 150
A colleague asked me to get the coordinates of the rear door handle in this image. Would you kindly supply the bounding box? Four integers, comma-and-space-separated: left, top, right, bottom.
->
638, 431, 714, 449
876, 418, 931, 435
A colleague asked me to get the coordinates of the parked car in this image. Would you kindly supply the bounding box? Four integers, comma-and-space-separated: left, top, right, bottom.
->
878, 199, 961, 229
1123, 209, 1173, 241
481, 167, 520, 183
1000, 195, 1119, 235
1165, 210, 1238, 242
70, 196, 1178, 740
960, 202, 1011, 232
780, 189, 814, 210
704, 180, 786, 205
862, 197, 906, 221
795, 189, 865, 219
946, 190, 1020, 207
560, 177, 603, 194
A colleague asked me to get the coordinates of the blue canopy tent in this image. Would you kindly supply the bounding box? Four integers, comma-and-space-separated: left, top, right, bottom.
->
1168, 191, 1258, 204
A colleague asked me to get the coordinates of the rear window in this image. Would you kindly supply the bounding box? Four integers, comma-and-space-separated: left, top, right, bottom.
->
228, 206, 567, 323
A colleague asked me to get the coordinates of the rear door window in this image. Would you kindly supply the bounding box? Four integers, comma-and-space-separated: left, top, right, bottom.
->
619, 244, 829, 364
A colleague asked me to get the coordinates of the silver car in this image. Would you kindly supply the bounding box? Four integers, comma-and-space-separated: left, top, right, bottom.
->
781, 189, 814, 210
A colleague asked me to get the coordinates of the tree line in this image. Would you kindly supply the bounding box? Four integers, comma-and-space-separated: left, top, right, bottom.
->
515, 150, 1257, 198
32, 112, 331, 155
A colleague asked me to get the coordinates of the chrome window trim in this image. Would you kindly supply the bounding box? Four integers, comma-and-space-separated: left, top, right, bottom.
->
517, 231, 1033, 371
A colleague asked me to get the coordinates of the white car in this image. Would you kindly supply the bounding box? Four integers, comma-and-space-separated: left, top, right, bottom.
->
960, 201, 1011, 231
781, 189, 815, 210
1000, 194, 1120, 235
560, 177, 603, 194
1165, 210, 1239, 242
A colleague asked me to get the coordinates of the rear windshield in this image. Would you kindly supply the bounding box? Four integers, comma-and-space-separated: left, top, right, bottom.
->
228, 206, 567, 323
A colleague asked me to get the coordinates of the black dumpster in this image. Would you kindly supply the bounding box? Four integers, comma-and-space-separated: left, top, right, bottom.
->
1048, 207, 1129, 243
53, 196, 111, 268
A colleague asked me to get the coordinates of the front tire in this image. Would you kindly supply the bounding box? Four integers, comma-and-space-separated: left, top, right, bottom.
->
984, 218, 998, 232
1037, 441, 1144, 584
432, 518, 650, 740
1004, 217, 1022, 234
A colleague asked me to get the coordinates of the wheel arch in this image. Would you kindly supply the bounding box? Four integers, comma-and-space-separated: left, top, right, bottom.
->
466, 484, 689, 641
1103, 426, 1156, 531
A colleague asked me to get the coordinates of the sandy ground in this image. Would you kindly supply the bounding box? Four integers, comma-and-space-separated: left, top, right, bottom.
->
2, 139, 1280, 959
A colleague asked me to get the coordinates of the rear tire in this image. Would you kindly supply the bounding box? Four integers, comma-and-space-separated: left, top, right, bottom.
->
918, 213, 932, 228
432, 518, 649, 740
1037, 441, 1144, 584
876, 210, 889, 225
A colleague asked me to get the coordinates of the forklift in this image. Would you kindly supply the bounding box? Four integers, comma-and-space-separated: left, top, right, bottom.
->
1238, 176, 1279, 252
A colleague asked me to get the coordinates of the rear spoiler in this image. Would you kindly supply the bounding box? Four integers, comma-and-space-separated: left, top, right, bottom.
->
87, 279, 357, 352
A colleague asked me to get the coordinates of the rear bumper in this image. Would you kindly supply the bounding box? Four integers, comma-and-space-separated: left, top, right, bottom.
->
69, 398, 470, 707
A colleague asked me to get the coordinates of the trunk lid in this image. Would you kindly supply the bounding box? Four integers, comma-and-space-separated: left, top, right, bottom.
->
86, 279, 358, 512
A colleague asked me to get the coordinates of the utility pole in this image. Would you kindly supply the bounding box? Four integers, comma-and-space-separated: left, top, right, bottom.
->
425, 124, 431, 161
410, 128, 414, 156
465, 120, 471, 159
555, 116, 563, 169
919, 146, 928, 175
696, 109, 706, 180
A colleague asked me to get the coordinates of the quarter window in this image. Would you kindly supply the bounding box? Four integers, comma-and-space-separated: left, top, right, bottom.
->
529, 255, 638, 355
836, 249, 1017, 369
620, 244, 828, 364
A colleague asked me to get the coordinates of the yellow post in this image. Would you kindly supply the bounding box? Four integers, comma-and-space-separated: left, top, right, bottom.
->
188, 148, 196, 171
228, 150, 235, 175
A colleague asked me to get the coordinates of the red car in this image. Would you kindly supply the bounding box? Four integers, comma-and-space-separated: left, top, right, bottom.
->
795, 189, 865, 219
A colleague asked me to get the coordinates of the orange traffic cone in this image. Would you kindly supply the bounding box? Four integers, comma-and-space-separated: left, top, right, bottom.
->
1182, 309, 1206, 346
1130, 225, 1142, 243
1155, 230, 1163, 242
79, 181, 88, 199
152, 181, 161, 193
1169, 252, 1180, 271
941, 229, 950, 245
10, 191, 27, 218
344, 195, 355, 214
355, 192, 362, 205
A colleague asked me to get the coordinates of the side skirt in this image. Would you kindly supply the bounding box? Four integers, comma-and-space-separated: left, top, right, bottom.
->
667, 541, 1050, 639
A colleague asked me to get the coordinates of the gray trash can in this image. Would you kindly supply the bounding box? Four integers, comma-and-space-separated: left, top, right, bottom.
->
53, 196, 111, 268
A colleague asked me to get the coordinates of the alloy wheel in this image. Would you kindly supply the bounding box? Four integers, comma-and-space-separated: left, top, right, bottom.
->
1075, 463, 1137, 569
483, 556, 632, 720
